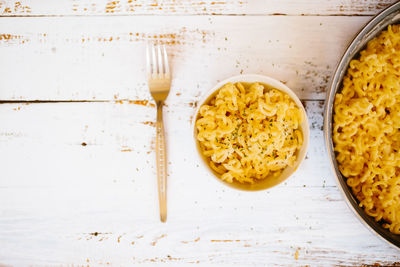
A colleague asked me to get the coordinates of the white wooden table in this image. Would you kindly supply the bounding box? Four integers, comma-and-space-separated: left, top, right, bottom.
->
1, 0, 400, 266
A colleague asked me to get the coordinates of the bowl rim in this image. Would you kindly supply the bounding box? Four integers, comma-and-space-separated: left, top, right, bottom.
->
192, 73, 310, 191
323, 1, 400, 250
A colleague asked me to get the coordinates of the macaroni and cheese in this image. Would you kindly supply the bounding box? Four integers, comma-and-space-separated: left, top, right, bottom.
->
196, 82, 304, 185
333, 25, 400, 234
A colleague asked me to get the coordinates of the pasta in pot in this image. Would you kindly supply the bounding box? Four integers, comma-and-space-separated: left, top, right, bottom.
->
196, 82, 303, 185
333, 25, 400, 234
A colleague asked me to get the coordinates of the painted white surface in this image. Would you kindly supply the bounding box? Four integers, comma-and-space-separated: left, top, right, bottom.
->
0, 16, 370, 101
0, 0, 400, 266
0, 101, 399, 266
0, 0, 397, 16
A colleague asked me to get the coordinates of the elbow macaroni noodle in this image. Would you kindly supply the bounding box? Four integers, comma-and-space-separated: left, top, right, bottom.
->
196, 82, 303, 185
333, 25, 400, 234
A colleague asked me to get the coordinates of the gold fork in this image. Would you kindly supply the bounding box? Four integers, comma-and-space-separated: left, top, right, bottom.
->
146, 44, 171, 222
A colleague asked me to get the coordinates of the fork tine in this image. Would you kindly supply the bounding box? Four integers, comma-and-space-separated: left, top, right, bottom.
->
151, 43, 157, 79
146, 43, 151, 78
156, 44, 163, 78
162, 45, 170, 77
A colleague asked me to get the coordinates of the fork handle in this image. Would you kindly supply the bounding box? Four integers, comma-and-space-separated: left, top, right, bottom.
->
156, 101, 167, 222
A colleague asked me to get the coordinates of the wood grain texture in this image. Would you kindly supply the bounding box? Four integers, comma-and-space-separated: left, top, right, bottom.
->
0, 16, 370, 101
1, 0, 400, 265
0, 0, 397, 16
0, 100, 399, 266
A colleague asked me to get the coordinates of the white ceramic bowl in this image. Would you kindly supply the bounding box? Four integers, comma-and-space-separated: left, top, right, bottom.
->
192, 74, 310, 191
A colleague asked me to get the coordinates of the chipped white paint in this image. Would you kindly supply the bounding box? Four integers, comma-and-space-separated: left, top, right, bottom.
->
0, 101, 399, 266
0, 0, 397, 16
0, 16, 370, 101
0, 0, 400, 266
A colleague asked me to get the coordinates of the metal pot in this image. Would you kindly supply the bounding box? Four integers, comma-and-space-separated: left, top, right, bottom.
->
324, 1, 400, 249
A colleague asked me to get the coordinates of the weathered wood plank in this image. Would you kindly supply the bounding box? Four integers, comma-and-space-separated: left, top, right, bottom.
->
0, 0, 397, 16
0, 101, 399, 265
1, 1, 399, 264
0, 16, 370, 101
0, 100, 327, 188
